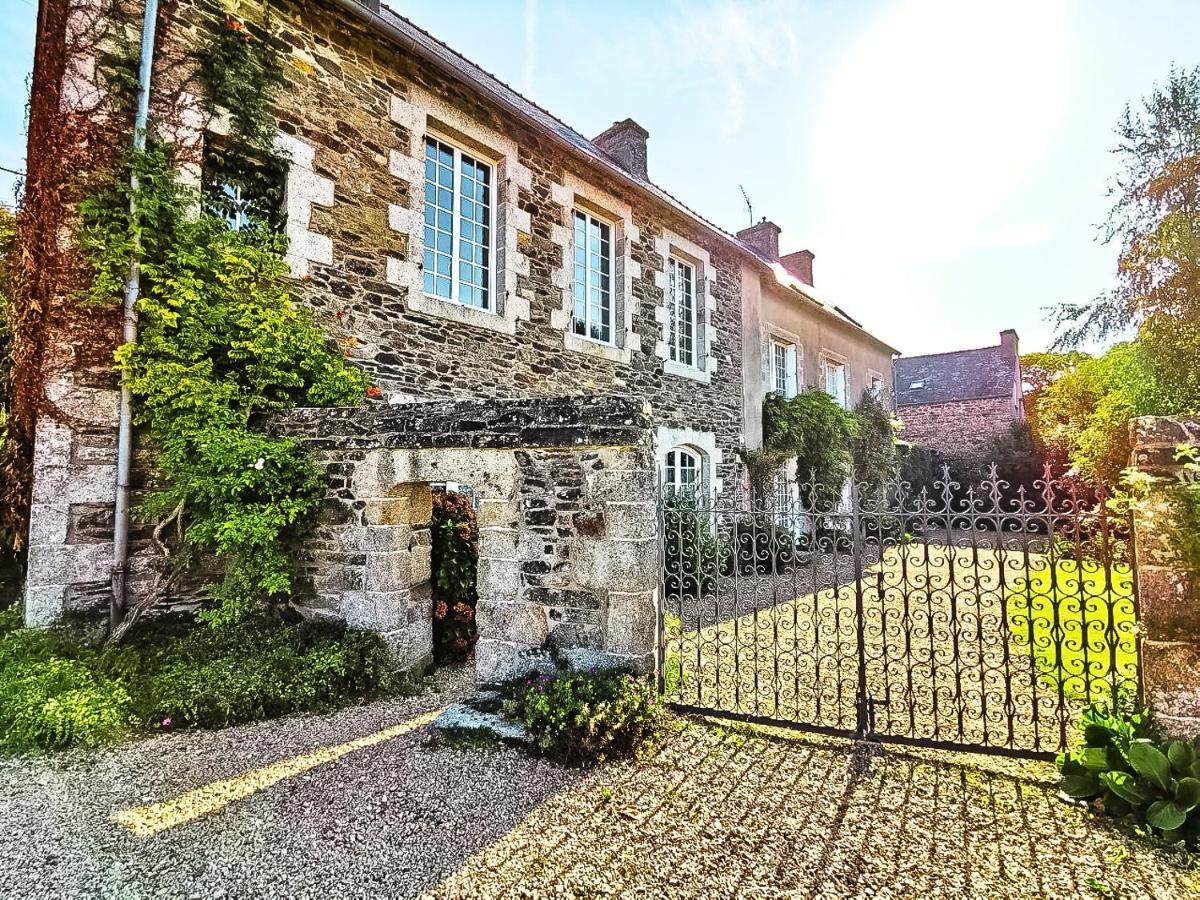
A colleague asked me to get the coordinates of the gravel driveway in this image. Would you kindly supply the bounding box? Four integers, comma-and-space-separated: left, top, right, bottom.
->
0, 666, 1195, 899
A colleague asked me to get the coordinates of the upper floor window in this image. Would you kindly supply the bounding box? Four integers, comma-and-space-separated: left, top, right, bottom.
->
202, 143, 286, 233
868, 372, 885, 400
665, 446, 704, 497
771, 339, 798, 399
423, 136, 491, 309
667, 257, 696, 367
823, 356, 848, 408
572, 210, 612, 343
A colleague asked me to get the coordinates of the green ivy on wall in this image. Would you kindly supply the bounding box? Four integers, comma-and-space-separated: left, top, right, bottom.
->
76, 12, 367, 631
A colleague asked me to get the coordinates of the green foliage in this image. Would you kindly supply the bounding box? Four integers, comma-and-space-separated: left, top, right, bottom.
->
1057, 703, 1200, 847
1053, 66, 1200, 412
197, 15, 286, 152
1167, 444, 1200, 577
0, 605, 408, 752
431, 489, 479, 664
504, 670, 665, 766
1032, 343, 1168, 488
851, 391, 898, 489
77, 145, 367, 623
663, 493, 719, 599
763, 390, 858, 508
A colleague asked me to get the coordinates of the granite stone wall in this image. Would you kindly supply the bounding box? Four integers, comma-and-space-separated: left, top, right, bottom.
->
266, 395, 660, 681
23, 0, 746, 627
897, 396, 1020, 459
1130, 416, 1200, 737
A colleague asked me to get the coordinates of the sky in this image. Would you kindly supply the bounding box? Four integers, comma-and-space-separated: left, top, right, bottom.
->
2, 0, 1198, 357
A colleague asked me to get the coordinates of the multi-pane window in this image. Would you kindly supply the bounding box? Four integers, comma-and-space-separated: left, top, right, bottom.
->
572, 210, 612, 343
665, 447, 703, 496
668, 257, 696, 367
771, 340, 798, 398
423, 136, 491, 309
823, 357, 849, 408
869, 373, 884, 400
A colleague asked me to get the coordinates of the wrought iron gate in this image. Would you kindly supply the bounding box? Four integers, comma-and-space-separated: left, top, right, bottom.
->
657, 467, 1141, 758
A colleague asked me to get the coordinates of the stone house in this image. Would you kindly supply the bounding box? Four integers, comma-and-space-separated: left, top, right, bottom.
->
18, 0, 895, 675
736, 220, 897, 441
894, 330, 1025, 459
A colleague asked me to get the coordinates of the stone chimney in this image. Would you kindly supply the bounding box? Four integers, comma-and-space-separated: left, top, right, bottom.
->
780, 249, 815, 286
737, 219, 781, 261
1000, 328, 1019, 356
593, 118, 649, 181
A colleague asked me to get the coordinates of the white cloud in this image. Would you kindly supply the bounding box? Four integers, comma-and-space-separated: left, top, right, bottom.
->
616, 0, 805, 133
812, 0, 1074, 265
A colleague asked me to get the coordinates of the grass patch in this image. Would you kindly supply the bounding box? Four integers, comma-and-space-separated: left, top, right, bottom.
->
0, 606, 417, 754
1006, 560, 1137, 702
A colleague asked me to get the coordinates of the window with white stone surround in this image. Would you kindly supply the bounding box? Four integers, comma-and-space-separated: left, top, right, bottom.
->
655, 229, 715, 383
821, 351, 849, 409
422, 136, 493, 309
655, 426, 721, 498
387, 88, 532, 336
551, 171, 638, 362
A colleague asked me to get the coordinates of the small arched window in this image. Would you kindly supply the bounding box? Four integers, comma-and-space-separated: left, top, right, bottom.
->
665, 446, 704, 496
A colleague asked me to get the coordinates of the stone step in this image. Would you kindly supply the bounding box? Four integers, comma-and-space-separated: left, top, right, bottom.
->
434, 701, 530, 746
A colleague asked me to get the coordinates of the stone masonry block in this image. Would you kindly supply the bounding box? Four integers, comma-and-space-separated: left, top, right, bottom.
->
477, 557, 523, 603
601, 501, 657, 540
475, 638, 556, 684
1142, 639, 1200, 722
26, 543, 113, 588
604, 590, 658, 658
476, 600, 549, 645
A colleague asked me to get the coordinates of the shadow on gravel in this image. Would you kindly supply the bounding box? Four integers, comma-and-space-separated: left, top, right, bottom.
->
425, 719, 1200, 898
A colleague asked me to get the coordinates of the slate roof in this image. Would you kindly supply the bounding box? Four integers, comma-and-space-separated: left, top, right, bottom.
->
338, 1, 897, 353
894, 345, 1017, 407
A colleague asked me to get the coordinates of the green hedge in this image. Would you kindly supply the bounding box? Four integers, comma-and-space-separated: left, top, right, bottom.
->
0, 607, 412, 753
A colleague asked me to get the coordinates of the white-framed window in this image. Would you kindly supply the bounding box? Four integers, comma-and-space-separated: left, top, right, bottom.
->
822, 356, 849, 408
667, 257, 697, 367
572, 209, 613, 343
423, 136, 492, 310
868, 371, 885, 400
665, 447, 704, 496
771, 339, 798, 399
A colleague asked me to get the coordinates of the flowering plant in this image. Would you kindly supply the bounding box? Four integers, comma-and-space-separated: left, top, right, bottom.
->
504, 670, 665, 766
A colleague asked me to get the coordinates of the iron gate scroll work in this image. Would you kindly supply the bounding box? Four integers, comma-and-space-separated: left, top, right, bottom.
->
658, 467, 1141, 759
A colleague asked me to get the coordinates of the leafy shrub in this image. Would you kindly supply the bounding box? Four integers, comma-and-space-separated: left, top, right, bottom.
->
721, 514, 801, 574
1057, 703, 1200, 845
763, 390, 858, 510
431, 489, 479, 664
138, 621, 404, 730
0, 606, 409, 753
663, 494, 719, 599
505, 670, 665, 766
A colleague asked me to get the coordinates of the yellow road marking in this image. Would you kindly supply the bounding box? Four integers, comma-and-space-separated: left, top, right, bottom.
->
113, 708, 443, 837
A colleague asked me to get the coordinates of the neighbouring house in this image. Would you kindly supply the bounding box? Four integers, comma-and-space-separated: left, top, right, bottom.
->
15, 0, 896, 675
894, 330, 1025, 459
737, 220, 897, 437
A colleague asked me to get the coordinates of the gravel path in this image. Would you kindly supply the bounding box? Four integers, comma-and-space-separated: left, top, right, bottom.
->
0, 666, 1195, 899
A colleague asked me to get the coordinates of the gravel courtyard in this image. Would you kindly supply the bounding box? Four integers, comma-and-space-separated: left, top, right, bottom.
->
1, 667, 1195, 899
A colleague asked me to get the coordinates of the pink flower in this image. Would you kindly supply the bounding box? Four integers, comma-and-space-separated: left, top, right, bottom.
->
161, 717, 173, 728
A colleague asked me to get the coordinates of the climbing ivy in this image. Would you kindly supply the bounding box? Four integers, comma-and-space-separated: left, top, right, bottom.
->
74, 12, 368, 631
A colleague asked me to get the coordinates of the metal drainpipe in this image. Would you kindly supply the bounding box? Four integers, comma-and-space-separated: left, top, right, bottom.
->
111, 0, 160, 629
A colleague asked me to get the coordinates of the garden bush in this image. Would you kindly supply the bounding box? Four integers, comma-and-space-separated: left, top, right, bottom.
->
1057, 703, 1200, 846
430, 489, 479, 664
0, 606, 410, 753
663, 494, 719, 599
504, 669, 665, 766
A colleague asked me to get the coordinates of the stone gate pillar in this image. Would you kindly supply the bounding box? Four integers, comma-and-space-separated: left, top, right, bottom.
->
1131, 416, 1200, 736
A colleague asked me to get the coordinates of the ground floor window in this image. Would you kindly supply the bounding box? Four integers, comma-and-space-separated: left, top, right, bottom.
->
665, 447, 704, 496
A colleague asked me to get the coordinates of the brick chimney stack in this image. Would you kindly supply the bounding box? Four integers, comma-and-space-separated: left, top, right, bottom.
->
780, 249, 815, 286
737, 219, 781, 261
593, 118, 649, 181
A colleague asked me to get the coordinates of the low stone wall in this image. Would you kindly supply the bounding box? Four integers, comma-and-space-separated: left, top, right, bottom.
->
265, 395, 659, 683
1131, 416, 1200, 736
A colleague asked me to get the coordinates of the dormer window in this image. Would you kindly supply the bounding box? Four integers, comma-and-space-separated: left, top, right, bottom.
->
910, 380, 925, 390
